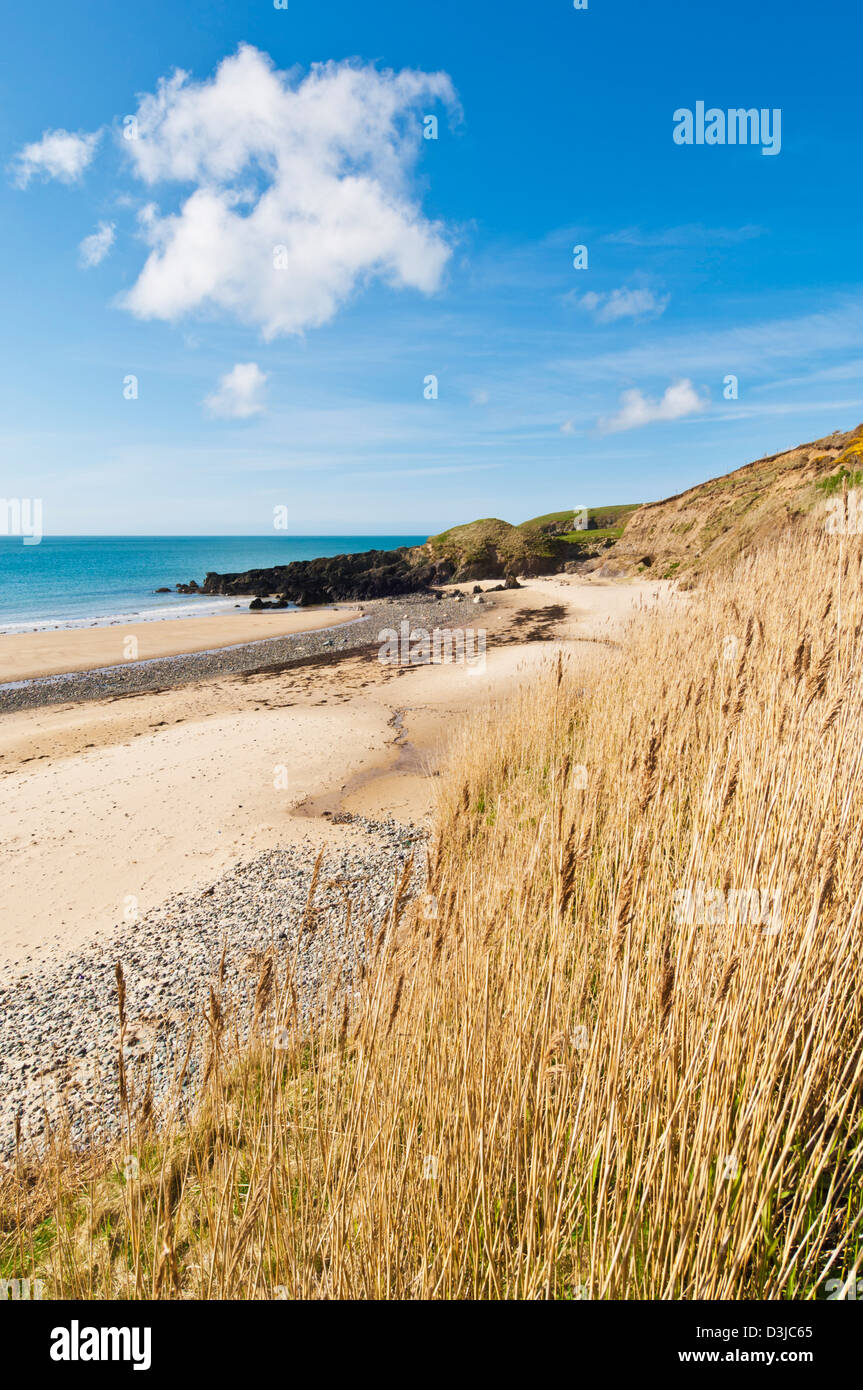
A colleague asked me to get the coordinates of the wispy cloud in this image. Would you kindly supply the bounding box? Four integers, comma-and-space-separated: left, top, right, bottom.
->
10, 128, 101, 187
571, 286, 669, 324
356, 462, 500, 479
604, 223, 766, 248
600, 379, 707, 433
204, 362, 268, 419
78, 220, 115, 268
553, 295, 863, 385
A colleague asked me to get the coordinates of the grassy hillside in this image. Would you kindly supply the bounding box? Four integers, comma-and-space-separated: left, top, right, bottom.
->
423, 506, 641, 579
422, 517, 562, 580
554, 525, 627, 551
600, 423, 863, 579
519, 503, 640, 533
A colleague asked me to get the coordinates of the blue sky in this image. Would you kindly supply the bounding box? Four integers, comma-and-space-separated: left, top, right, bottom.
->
1, 0, 861, 536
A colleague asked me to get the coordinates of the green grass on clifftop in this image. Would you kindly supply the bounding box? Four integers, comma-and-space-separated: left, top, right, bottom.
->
518, 504, 640, 532
424, 506, 642, 579
425, 518, 559, 576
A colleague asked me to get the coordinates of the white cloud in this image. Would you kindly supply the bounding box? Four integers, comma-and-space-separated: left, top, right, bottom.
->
78, 220, 115, 267
471, 388, 489, 406
604, 224, 766, 248
560, 419, 575, 435
119, 45, 458, 338
204, 362, 268, 418
574, 287, 669, 324
600, 379, 707, 433
11, 128, 101, 187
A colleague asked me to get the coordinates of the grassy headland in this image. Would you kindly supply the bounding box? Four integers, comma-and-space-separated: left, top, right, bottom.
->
422, 505, 639, 580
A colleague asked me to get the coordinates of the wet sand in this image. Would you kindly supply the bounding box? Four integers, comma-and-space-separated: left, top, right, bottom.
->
0, 607, 361, 683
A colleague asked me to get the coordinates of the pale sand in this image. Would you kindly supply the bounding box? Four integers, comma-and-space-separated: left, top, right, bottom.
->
0, 576, 669, 976
0, 607, 361, 682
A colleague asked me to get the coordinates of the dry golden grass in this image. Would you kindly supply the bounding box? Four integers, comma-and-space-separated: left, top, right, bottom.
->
4, 527, 863, 1299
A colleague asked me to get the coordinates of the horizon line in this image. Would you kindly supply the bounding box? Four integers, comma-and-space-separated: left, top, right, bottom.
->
0, 532, 432, 540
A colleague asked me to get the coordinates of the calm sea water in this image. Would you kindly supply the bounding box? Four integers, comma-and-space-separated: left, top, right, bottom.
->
0, 536, 426, 633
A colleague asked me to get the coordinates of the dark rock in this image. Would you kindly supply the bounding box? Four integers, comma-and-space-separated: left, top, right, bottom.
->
175, 580, 200, 594
202, 545, 456, 604
154, 587, 171, 593
504, 575, 522, 589
249, 597, 264, 610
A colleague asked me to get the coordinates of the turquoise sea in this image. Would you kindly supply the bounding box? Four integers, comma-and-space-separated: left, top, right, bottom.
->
0, 536, 426, 633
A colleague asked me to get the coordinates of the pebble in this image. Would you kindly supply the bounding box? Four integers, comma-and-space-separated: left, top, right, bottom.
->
0, 817, 427, 1162
0, 593, 472, 714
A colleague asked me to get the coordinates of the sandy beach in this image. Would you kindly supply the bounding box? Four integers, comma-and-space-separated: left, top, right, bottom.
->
0, 606, 362, 682
0, 577, 665, 975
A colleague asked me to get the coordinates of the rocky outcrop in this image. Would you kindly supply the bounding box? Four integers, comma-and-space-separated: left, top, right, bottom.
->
201, 547, 458, 605
248, 596, 290, 610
